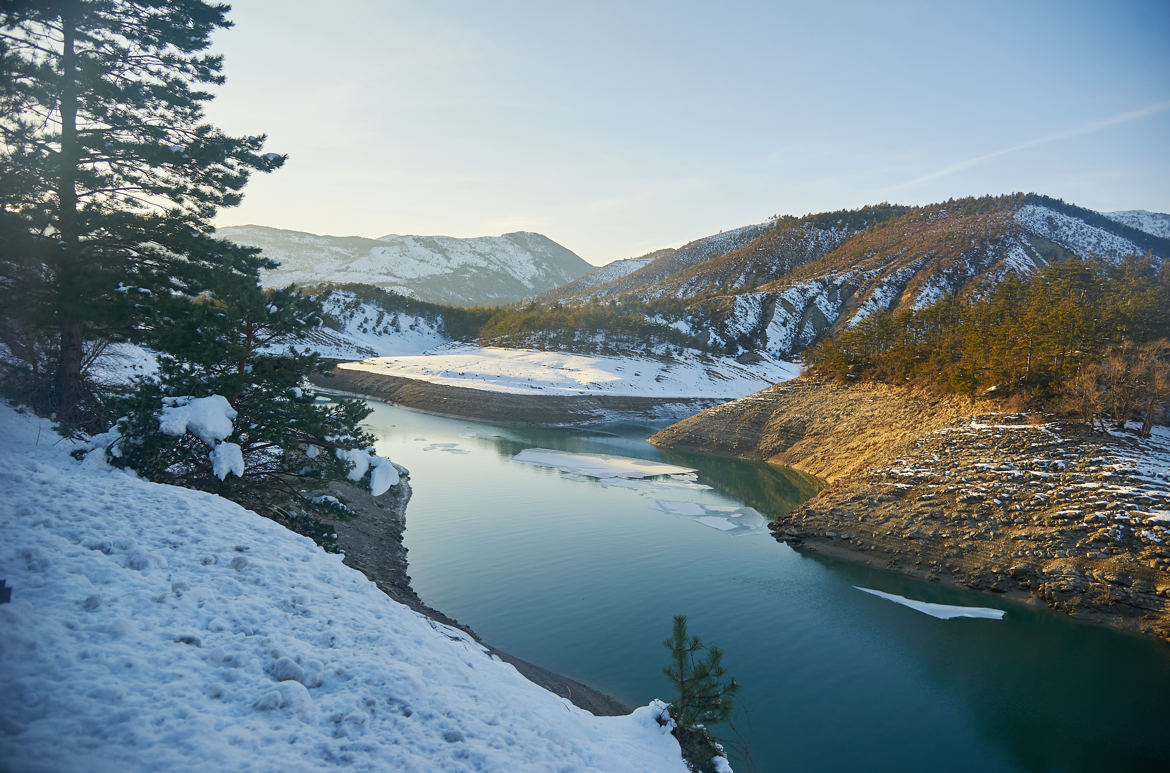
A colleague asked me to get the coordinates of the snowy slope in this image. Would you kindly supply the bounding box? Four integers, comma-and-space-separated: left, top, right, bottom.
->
554, 255, 659, 295
217, 225, 592, 306
1015, 204, 1145, 261
1104, 209, 1170, 240
340, 345, 800, 398
0, 404, 690, 773
306, 290, 450, 360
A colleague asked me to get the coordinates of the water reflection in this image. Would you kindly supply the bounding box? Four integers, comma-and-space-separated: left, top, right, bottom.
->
661, 447, 823, 519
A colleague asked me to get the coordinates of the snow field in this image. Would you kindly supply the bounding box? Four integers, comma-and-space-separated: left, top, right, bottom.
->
0, 405, 690, 772
341, 345, 800, 399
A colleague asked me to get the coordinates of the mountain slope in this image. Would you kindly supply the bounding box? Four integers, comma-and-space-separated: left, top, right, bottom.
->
537, 194, 1170, 359
538, 249, 671, 301
1105, 210, 1170, 240
217, 225, 592, 306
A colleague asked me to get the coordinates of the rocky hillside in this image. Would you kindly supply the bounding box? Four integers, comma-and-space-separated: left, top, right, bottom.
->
650, 378, 1170, 640
217, 225, 592, 306
540, 195, 1170, 359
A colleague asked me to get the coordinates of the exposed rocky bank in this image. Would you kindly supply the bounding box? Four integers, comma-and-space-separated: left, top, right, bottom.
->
324, 476, 629, 715
650, 378, 1170, 640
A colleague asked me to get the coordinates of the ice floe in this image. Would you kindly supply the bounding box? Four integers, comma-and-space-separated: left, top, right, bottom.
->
652, 500, 771, 535
512, 448, 696, 479
855, 587, 1006, 620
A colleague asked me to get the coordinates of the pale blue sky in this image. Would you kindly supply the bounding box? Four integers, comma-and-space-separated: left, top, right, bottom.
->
209, 0, 1170, 264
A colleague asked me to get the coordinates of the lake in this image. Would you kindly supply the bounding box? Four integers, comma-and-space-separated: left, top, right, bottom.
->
358, 399, 1170, 772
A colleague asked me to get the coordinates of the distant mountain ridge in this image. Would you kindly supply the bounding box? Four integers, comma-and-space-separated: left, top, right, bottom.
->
216, 225, 592, 306
536, 194, 1169, 359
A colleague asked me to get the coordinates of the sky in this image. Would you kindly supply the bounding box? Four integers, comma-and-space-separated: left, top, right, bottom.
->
207, 0, 1170, 265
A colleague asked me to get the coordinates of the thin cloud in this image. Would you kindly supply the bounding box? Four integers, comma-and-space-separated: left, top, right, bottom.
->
885, 99, 1170, 193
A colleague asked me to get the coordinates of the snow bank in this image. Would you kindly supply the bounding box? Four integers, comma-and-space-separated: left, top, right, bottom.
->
855, 587, 1006, 620
0, 404, 690, 772
341, 345, 800, 399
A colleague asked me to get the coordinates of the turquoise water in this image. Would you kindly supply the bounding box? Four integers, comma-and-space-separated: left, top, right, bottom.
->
358, 400, 1170, 772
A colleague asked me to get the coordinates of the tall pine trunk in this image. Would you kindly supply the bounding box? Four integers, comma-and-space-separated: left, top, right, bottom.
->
53, 3, 83, 422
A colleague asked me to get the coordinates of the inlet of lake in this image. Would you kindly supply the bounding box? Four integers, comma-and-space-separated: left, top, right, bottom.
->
357, 399, 1170, 772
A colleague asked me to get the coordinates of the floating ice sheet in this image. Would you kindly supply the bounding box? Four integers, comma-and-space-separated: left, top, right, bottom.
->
422, 442, 468, 454
598, 477, 712, 493
511, 448, 696, 479
855, 587, 1006, 620
651, 500, 770, 536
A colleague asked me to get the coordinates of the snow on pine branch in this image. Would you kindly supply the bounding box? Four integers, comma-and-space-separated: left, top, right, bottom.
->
157, 394, 243, 481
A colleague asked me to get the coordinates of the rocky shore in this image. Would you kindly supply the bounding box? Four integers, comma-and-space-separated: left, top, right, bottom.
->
651, 378, 1170, 641
323, 475, 630, 716
310, 367, 715, 426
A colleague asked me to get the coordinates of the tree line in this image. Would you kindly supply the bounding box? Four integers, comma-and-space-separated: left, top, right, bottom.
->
806, 255, 1170, 433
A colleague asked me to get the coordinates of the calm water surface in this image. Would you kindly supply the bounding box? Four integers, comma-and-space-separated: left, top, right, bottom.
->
357, 399, 1170, 773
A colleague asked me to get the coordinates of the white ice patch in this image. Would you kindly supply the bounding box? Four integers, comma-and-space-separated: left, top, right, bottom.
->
512, 448, 695, 479
158, 395, 236, 446
653, 500, 706, 516
597, 477, 713, 493
650, 500, 770, 535
855, 587, 1006, 620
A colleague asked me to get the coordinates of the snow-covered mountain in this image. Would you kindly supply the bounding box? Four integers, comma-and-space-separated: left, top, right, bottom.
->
1104, 209, 1170, 240
537, 194, 1170, 359
217, 225, 593, 306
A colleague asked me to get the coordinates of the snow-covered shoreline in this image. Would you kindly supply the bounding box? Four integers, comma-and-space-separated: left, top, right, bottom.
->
0, 404, 691, 771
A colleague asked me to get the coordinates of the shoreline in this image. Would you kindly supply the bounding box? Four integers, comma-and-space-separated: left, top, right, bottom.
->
310, 367, 719, 426
324, 475, 630, 716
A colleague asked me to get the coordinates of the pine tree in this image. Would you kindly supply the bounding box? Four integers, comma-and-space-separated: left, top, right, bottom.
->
662, 615, 739, 773
0, 0, 283, 424
104, 271, 386, 550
